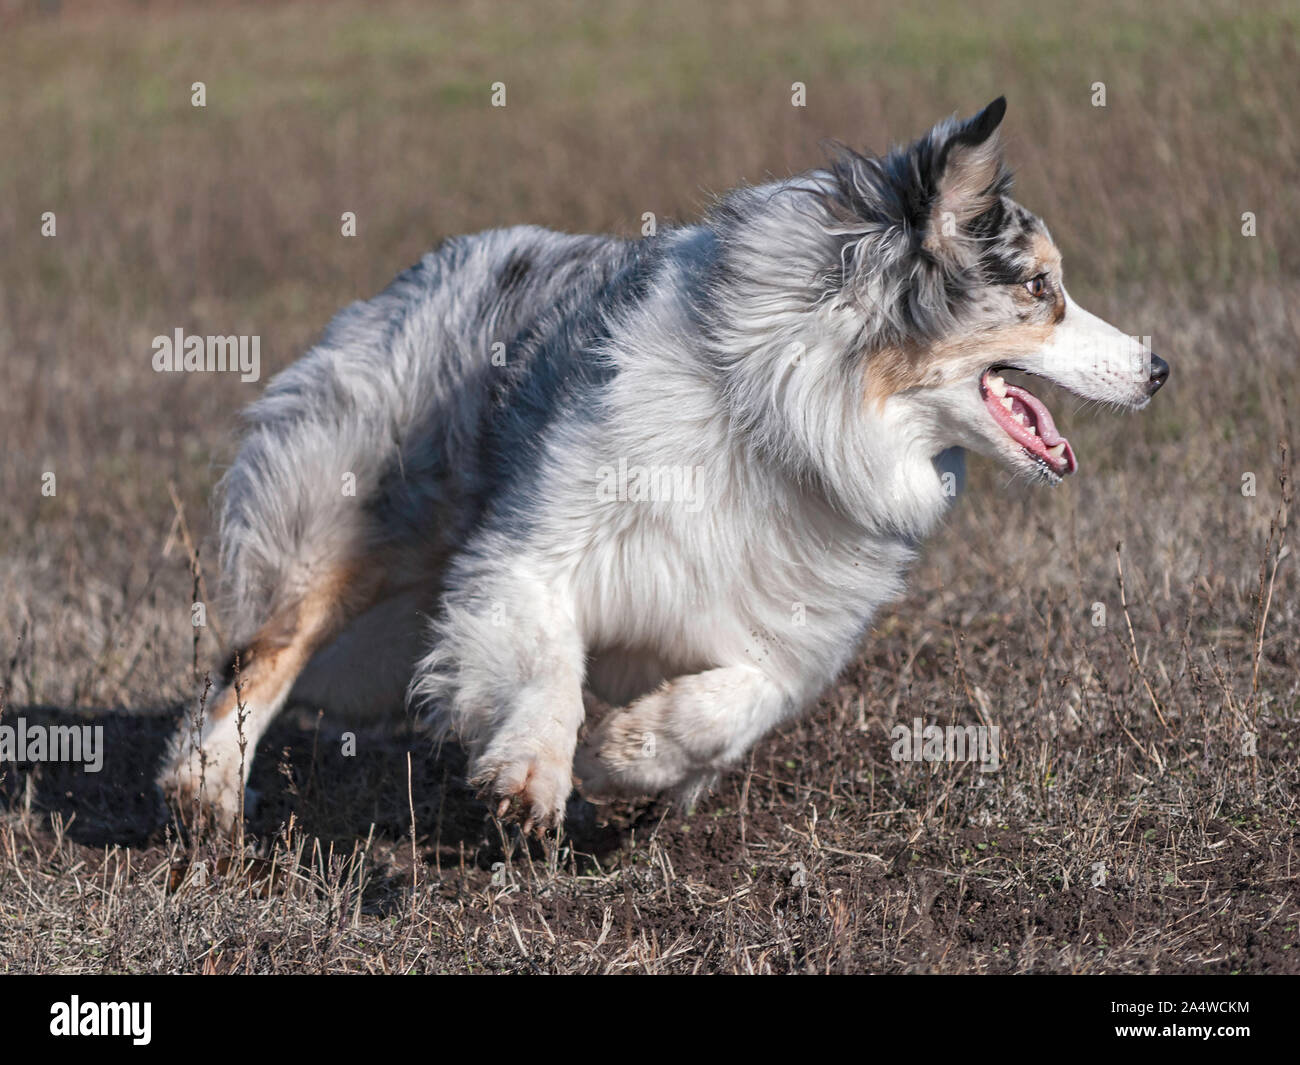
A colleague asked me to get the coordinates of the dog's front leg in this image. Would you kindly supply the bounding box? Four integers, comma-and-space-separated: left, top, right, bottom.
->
415, 576, 585, 832
574, 666, 794, 805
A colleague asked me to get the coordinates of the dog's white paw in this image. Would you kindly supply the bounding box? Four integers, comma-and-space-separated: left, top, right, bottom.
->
574, 700, 693, 800
158, 731, 252, 831
470, 737, 575, 833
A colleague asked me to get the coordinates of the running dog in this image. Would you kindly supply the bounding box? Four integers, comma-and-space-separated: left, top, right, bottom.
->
160, 97, 1168, 831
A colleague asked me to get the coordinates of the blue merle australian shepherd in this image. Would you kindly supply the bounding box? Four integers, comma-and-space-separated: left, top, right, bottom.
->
162, 98, 1169, 831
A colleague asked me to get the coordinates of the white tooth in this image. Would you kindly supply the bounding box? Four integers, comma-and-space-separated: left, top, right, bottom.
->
1013, 412, 1026, 425
1000, 397, 1014, 411
1047, 443, 1065, 460
1026, 424, 1037, 435
989, 375, 1007, 397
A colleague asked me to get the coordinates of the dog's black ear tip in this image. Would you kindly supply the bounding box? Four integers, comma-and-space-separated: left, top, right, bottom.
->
952, 97, 1006, 148
980, 96, 1007, 127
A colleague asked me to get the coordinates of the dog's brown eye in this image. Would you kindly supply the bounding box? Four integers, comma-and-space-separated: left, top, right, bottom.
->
1025, 274, 1048, 298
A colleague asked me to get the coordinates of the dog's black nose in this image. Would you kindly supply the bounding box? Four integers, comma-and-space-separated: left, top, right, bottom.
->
1146, 354, 1169, 395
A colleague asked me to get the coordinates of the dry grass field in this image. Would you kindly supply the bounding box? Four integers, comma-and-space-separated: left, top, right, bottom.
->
1, 0, 1297, 973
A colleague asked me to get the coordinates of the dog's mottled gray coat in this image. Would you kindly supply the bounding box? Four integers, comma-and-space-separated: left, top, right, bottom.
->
162, 99, 1164, 829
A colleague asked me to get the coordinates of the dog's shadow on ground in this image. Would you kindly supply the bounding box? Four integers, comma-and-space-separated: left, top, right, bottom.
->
0, 706, 636, 866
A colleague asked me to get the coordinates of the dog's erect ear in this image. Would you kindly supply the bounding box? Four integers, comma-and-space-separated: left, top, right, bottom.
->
922, 97, 1008, 259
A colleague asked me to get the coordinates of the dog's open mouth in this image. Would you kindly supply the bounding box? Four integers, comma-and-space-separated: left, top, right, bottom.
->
979, 368, 1077, 477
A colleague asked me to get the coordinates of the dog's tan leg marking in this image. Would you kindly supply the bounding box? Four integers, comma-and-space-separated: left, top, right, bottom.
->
160, 565, 379, 829
574, 666, 790, 805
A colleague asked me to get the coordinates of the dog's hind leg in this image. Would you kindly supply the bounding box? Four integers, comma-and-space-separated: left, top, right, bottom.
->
159, 564, 380, 828
289, 587, 427, 719
573, 666, 796, 807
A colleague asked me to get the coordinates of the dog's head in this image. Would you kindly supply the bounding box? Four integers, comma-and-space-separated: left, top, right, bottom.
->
817, 97, 1168, 484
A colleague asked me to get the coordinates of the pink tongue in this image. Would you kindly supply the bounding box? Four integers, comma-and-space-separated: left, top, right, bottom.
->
1004, 383, 1063, 445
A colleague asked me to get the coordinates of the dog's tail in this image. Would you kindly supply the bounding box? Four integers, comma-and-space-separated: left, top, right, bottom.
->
212, 257, 463, 649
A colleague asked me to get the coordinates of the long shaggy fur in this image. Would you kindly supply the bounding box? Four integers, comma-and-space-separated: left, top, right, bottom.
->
161, 98, 1166, 830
